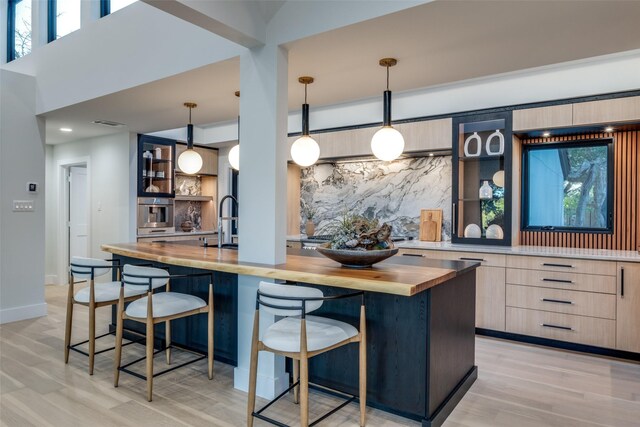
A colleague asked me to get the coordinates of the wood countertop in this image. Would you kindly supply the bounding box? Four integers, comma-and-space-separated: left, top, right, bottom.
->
101, 242, 478, 296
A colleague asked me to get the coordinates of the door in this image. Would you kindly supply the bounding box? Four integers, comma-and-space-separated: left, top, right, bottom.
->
616, 262, 640, 353
68, 166, 89, 259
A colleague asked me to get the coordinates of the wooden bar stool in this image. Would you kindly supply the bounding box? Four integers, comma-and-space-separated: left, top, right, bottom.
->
113, 264, 214, 402
65, 257, 148, 375
247, 282, 367, 427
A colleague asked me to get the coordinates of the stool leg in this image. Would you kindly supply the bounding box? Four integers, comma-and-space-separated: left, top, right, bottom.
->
165, 320, 171, 365
359, 305, 367, 426
300, 319, 309, 427
64, 276, 74, 364
146, 294, 154, 402
207, 283, 214, 380
293, 358, 300, 404
113, 291, 124, 387
247, 309, 259, 427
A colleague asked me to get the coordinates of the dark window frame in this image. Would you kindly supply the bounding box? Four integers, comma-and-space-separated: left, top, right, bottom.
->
7, 0, 29, 62
47, 0, 56, 42
100, 0, 110, 17
521, 138, 615, 234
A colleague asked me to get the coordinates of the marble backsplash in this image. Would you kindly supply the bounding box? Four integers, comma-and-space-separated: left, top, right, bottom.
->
300, 156, 452, 240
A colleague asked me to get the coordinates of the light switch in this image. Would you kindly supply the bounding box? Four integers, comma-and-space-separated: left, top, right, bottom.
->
13, 200, 35, 212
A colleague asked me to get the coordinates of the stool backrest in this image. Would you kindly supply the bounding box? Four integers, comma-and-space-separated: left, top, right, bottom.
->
70, 257, 112, 279
122, 264, 169, 291
258, 282, 323, 317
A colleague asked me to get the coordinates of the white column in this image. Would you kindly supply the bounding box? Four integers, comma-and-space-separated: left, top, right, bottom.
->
234, 42, 289, 399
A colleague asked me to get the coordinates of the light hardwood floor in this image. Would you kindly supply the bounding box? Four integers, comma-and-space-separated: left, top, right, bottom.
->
1, 285, 639, 427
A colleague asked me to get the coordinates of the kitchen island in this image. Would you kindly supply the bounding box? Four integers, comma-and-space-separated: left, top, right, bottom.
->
102, 241, 479, 427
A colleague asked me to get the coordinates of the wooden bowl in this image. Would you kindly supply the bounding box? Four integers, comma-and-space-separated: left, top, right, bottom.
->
316, 243, 398, 268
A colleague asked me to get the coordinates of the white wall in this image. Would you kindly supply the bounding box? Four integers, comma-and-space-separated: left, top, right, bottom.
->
45, 132, 135, 284
0, 69, 47, 323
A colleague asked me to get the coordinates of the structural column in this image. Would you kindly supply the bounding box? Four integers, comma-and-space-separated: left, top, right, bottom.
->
234, 42, 289, 399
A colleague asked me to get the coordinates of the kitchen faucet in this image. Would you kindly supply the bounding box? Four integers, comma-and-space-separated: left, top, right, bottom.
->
218, 195, 238, 248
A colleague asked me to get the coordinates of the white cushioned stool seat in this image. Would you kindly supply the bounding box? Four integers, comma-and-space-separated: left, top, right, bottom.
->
74, 282, 146, 304
125, 292, 206, 319
263, 315, 358, 353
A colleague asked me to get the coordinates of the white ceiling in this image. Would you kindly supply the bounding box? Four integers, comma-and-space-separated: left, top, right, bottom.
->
44, 0, 640, 144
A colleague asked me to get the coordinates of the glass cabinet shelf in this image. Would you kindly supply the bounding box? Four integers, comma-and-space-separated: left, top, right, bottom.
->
138, 135, 176, 198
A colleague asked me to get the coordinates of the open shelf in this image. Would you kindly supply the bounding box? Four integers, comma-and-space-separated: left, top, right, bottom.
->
175, 195, 214, 202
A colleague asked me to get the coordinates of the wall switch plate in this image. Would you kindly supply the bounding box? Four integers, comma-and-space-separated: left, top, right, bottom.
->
27, 182, 38, 193
13, 200, 35, 212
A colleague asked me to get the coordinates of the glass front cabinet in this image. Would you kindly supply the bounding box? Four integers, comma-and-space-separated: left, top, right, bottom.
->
137, 135, 176, 197
452, 112, 512, 245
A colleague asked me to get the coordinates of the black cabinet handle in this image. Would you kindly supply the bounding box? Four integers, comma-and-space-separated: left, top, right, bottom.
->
542, 263, 574, 268
540, 298, 573, 305
460, 257, 485, 262
540, 323, 573, 331
541, 278, 574, 284
621, 267, 625, 297
402, 253, 425, 258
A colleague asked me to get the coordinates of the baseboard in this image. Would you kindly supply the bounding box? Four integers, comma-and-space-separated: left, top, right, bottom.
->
234, 366, 288, 400
45, 275, 60, 285
0, 302, 48, 324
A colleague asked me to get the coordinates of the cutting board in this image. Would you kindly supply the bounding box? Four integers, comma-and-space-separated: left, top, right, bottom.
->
420, 209, 442, 242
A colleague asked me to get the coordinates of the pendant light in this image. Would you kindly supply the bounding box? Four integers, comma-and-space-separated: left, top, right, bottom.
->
290, 76, 320, 167
228, 91, 240, 171
371, 58, 404, 161
177, 102, 203, 174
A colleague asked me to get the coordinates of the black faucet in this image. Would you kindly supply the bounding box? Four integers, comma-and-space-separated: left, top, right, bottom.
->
218, 195, 239, 248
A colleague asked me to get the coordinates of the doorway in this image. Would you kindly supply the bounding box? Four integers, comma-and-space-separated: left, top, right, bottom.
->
68, 166, 89, 260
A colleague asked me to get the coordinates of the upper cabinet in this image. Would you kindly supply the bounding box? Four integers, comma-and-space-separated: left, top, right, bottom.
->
452, 111, 512, 246
513, 95, 640, 131
138, 134, 175, 198
287, 117, 452, 161
176, 143, 219, 176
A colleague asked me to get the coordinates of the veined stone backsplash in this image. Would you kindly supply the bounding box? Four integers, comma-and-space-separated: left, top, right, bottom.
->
300, 156, 452, 240
175, 201, 203, 231
176, 175, 202, 196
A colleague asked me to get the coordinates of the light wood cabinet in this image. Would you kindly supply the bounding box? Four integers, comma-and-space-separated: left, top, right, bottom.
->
476, 266, 506, 331
573, 96, 640, 126
507, 255, 616, 276
287, 118, 452, 161
513, 105, 573, 131
176, 143, 218, 175
616, 262, 640, 353
506, 268, 617, 294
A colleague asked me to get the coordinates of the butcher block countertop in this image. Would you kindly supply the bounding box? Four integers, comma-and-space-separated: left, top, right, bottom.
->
102, 241, 478, 296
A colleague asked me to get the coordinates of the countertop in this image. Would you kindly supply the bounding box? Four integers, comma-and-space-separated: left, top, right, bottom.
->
138, 230, 218, 238
395, 240, 640, 263
101, 241, 478, 296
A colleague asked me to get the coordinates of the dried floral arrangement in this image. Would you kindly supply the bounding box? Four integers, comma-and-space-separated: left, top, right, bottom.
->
324, 213, 393, 251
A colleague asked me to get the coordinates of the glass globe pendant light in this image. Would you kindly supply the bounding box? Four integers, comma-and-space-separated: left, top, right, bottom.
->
177, 102, 203, 174
228, 91, 240, 171
371, 58, 404, 161
290, 76, 320, 167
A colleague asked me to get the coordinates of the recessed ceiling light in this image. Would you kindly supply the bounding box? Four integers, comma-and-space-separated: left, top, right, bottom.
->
60, 127, 73, 132
605, 126, 614, 133
429, 153, 434, 156
542, 131, 551, 138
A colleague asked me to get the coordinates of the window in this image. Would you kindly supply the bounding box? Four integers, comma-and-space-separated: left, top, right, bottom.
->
522, 138, 614, 233
48, 0, 81, 42
100, 0, 137, 17
7, 0, 32, 61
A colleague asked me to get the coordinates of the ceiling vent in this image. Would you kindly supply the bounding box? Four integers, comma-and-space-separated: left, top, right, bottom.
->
91, 120, 125, 127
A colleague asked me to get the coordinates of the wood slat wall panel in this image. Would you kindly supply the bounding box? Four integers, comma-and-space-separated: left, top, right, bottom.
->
520, 130, 639, 250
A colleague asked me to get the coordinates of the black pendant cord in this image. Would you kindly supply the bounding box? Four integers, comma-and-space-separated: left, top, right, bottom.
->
186, 106, 194, 149
383, 65, 392, 126
302, 82, 310, 136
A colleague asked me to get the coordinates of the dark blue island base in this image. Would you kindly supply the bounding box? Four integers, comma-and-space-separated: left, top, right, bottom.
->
110, 249, 477, 427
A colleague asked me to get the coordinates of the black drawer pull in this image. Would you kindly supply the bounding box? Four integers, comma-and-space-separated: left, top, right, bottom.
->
540, 323, 573, 331
402, 253, 425, 257
540, 298, 573, 305
541, 278, 574, 284
621, 267, 625, 297
542, 262, 574, 268
460, 257, 485, 262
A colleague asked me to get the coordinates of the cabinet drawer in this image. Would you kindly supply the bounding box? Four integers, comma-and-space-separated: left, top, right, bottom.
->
506, 269, 616, 294
507, 255, 616, 276
506, 284, 616, 319
476, 266, 506, 331
399, 249, 505, 267
506, 307, 616, 348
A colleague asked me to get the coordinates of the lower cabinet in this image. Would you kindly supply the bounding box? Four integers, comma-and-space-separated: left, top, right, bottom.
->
476, 266, 506, 331
616, 262, 640, 353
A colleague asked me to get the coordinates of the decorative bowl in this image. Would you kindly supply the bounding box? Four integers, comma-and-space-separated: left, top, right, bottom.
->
316, 243, 398, 268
